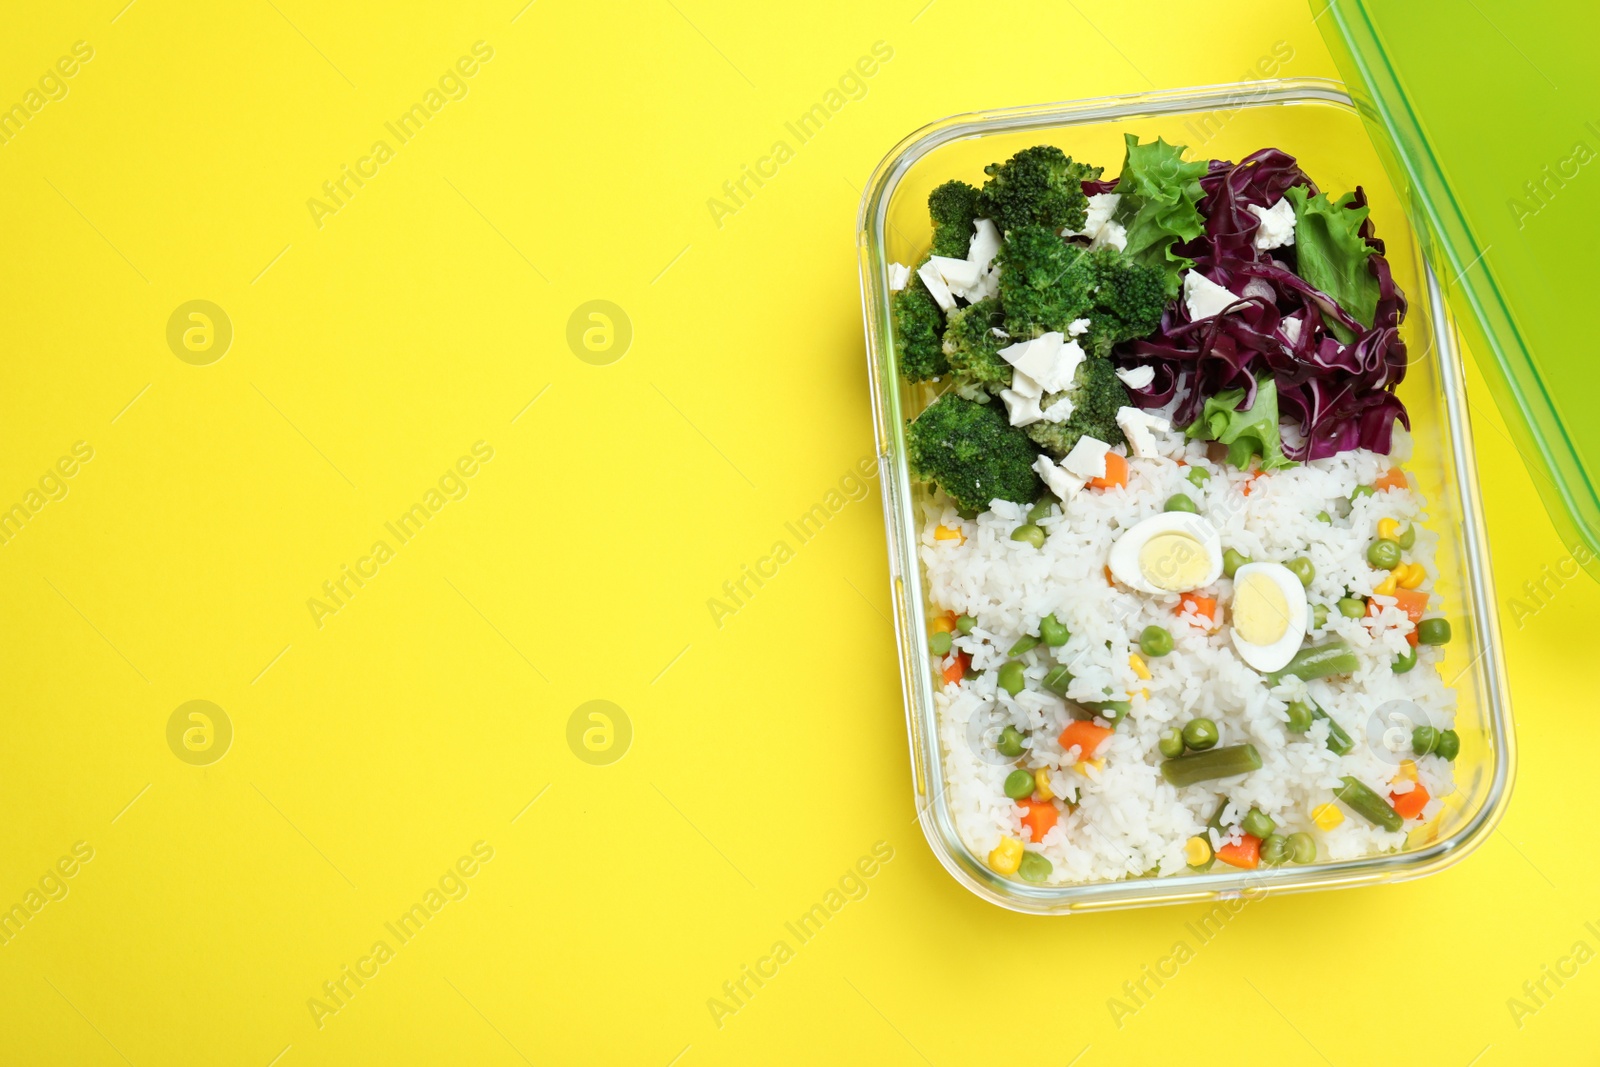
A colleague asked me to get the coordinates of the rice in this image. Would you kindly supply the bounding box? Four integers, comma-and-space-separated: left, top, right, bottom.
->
920, 429, 1456, 883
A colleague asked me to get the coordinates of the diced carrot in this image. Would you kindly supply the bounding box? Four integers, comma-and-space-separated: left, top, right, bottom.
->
1088, 452, 1127, 490
1375, 467, 1408, 492
1058, 721, 1113, 761
1018, 798, 1059, 843
1406, 631, 1419, 648
1242, 470, 1264, 496
1217, 834, 1261, 869
1176, 593, 1218, 628
1393, 588, 1428, 623
1390, 781, 1431, 820
941, 651, 968, 685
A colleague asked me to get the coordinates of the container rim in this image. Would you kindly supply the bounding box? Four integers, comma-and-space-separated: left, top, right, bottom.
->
855, 77, 1517, 914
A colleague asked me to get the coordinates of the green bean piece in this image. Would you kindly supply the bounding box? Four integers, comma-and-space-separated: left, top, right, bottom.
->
1265, 640, 1359, 685
1338, 596, 1367, 619
1367, 538, 1402, 570
1242, 808, 1276, 839
1398, 524, 1417, 550
1181, 718, 1219, 751
1310, 704, 1355, 756
1039, 613, 1070, 647
1011, 524, 1046, 549
1042, 665, 1073, 696
1312, 604, 1328, 630
1086, 700, 1130, 726
1436, 729, 1461, 762
1287, 832, 1317, 864
1008, 635, 1040, 657
1259, 834, 1291, 866
928, 631, 952, 656
1192, 798, 1229, 871
1392, 646, 1417, 674
1158, 727, 1186, 759
1165, 493, 1199, 514
1161, 744, 1264, 787
1003, 769, 1035, 800
998, 661, 1026, 696
1417, 618, 1452, 646
1285, 700, 1314, 733
1412, 725, 1439, 757
956, 614, 977, 635
1222, 548, 1250, 579
1027, 499, 1054, 524
1187, 467, 1210, 488
1335, 776, 1403, 832
1017, 850, 1053, 883
1286, 557, 1316, 586
996, 725, 1025, 758
1139, 625, 1174, 657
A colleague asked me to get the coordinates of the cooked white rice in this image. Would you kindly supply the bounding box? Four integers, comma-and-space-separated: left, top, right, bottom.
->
921, 428, 1457, 884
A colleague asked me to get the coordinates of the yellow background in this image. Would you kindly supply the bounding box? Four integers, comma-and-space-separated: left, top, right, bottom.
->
0, 2, 1593, 1064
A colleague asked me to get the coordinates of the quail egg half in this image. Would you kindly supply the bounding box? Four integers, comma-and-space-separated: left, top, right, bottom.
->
1106, 513, 1223, 594
1229, 562, 1308, 673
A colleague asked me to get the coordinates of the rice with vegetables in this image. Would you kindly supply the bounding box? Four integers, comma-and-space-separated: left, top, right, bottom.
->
891, 136, 1458, 885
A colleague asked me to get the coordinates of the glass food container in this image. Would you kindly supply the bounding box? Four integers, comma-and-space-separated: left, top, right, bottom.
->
855, 78, 1515, 913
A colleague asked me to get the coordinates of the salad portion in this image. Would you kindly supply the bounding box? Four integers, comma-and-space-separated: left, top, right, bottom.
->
891, 136, 1457, 886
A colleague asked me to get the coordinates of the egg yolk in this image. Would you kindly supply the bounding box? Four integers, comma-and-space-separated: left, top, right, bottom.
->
1137, 533, 1212, 592
1233, 572, 1290, 645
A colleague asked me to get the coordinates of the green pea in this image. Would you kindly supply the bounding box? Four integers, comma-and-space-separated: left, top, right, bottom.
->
1011, 524, 1046, 549
1338, 597, 1367, 619
1398, 524, 1417, 550
1312, 604, 1328, 630
1285, 700, 1313, 732
1242, 808, 1276, 839
1008, 634, 1040, 656
1158, 727, 1186, 759
1042, 665, 1073, 695
1412, 725, 1439, 756
1287, 832, 1317, 864
1017, 850, 1053, 883
1351, 484, 1375, 501
1003, 769, 1035, 799
1259, 834, 1291, 866
1366, 538, 1402, 570
1417, 618, 1452, 646
1181, 718, 1219, 751
1164, 493, 1199, 514
1316, 510, 1332, 524
1223, 548, 1250, 579
1437, 729, 1461, 761
1027, 499, 1054, 524
928, 631, 952, 656
1286, 557, 1315, 586
1186, 467, 1210, 488
996, 725, 1025, 758
1392, 646, 1417, 674
998, 661, 1026, 695
1139, 625, 1174, 658
956, 614, 977, 635
1039, 614, 1070, 647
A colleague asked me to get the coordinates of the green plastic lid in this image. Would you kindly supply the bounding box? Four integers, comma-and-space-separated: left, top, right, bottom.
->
1318, 1, 1600, 575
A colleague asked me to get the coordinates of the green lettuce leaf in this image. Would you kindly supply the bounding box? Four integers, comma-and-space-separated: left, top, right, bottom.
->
1111, 134, 1209, 297
1283, 185, 1378, 344
1184, 377, 1294, 471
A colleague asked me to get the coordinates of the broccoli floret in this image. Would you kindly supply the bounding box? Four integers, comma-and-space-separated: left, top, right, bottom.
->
928, 180, 981, 259
997, 225, 1095, 337
941, 298, 1011, 386
1082, 247, 1168, 357
893, 271, 947, 382
907, 393, 1042, 512
978, 145, 1102, 235
1026, 356, 1129, 456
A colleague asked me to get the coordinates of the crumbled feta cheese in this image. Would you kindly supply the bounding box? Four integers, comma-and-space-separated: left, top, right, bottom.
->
917, 260, 956, 312
1249, 198, 1296, 251
998, 333, 1086, 395
1280, 315, 1303, 347
1065, 193, 1122, 240
1067, 318, 1091, 337
929, 254, 981, 292
1116, 406, 1171, 459
888, 262, 911, 291
1033, 455, 1085, 501
1182, 271, 1239, 322
1115, 365, 1155, 390
1009, 369, 1042, 399
1001, 387, 1044, 427
967, 219, 1001, 274
1062, 435, 1111, 479
1040, 395, 1075, 423
1091, 218, 1127, 252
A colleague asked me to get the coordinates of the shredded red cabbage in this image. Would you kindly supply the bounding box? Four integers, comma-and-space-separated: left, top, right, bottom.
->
1088, 148, 1410, 460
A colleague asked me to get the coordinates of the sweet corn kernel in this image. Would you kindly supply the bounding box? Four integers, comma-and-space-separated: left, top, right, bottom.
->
1397, 758, 1418, 782
1072, 758, 1106, 778
1377, 518, 1400, 541
988, 836, 1024, 875
1129, 654, 1151, 680
1034, 767, 1054, 801
1311, 802, 1345, 831
930, 613, 956, 634
1399, 562, 1426, 589
1184, 835, 1212, 867
1139, 688, 1150, 701
934, 525, 964, 543
1374, 574, 1399, 597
